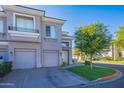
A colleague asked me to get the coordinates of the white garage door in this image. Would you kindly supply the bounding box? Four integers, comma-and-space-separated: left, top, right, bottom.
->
43, 50, 59, 67
14, 49, 36, 69
62, 50, 68, 63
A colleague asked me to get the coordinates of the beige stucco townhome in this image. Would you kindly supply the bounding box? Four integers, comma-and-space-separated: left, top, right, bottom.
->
0, 5, 73, 69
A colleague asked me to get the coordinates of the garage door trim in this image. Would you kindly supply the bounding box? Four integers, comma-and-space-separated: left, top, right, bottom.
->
13, 48, 36, 69
43, 50, 59, 67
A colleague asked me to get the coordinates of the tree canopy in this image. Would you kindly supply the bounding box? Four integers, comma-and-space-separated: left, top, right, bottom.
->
114, 26, 124, 49
74, 22, 112, 60
73, 48, 81, 57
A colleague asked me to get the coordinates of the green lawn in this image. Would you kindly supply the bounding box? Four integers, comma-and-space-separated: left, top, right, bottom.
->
67, 66, 116, 80
79, 60, 124, 65
93, 60, 124, 65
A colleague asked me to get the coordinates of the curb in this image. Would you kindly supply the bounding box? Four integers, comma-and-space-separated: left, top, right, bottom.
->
91, 69, 120, 81
91, 65, 121, 81
101, 70, 120, 80
65, 67, 123, 87
79, 69, 123, 88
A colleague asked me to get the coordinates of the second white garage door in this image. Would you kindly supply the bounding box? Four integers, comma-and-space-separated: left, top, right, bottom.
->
62, 50, 68, 64
14, 49, 36, 69
43, 50, 59, 67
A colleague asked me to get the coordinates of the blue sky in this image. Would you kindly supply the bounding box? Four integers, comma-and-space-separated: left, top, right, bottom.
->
28, 5, 124, 37
27, 5, 124, 47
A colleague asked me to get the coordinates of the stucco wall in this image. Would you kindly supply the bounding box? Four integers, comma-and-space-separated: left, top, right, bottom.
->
0, 6, 71, 68
41, 21, 62, 50
0, 16, 7, 40
41, 21, 62, 65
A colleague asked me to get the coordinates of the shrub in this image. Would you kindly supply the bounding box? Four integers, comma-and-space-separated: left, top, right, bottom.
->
93, 57, 101, 61
0, 61, 12, 77
100, 56, 113, 61
85, 61, 91, 66
118, 57, 124, 61
61, 61, 67, 67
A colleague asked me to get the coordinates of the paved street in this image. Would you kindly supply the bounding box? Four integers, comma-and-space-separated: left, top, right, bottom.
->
83, 63, 124, 88
0, 67, 89, 88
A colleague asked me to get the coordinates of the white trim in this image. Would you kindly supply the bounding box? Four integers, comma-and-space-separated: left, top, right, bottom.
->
0, 42, 8, 45
42, 16, 65, 24
8, 31, 40, 38
0, 32, 4, 34
2, 6, 44, 16
0, 19, 3, 33
13, 12, 36, 30
62, 36, 73, 40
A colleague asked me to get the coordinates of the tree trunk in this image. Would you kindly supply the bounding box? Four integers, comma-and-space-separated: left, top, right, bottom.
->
114, 46, 120, 61
85, 55, 88, 61
90, 55, 93, 70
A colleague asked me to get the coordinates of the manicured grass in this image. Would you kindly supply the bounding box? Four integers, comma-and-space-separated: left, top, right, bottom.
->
67, 66, 116, 80
93, 61, 124, 65
79, 60, 124, 65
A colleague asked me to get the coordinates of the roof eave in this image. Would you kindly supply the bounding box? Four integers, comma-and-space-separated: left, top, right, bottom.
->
42, 16, 66, 24
1, 5, 45, 16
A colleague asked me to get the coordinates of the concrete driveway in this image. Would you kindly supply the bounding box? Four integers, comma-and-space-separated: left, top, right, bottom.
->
0, 67, 89, 88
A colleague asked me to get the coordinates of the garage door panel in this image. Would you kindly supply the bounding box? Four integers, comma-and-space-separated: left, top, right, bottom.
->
62, 51, 68, 63
14, 49, 36, 69
15, 49, 36, 52
43, 50, 58, 67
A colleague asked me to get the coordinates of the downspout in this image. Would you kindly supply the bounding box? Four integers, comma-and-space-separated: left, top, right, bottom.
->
40, 17, 43, 67
68, 49, 69, 65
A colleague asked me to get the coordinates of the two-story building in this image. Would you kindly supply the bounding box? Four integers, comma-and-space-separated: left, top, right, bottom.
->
0, 5, 73, 69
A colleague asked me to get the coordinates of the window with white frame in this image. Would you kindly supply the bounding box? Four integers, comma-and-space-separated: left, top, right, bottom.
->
62, 42, 69, 47
16, 15, 34, 32
0, 20, 3, 32
46, 25, 56, 38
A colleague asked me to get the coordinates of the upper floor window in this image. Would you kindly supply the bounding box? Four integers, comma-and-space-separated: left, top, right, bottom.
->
46, 25, 50, 37
16, 15, 34, 32
62, 42, 69, 47
46, 25, 56, 38
0, 20, 3, 32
